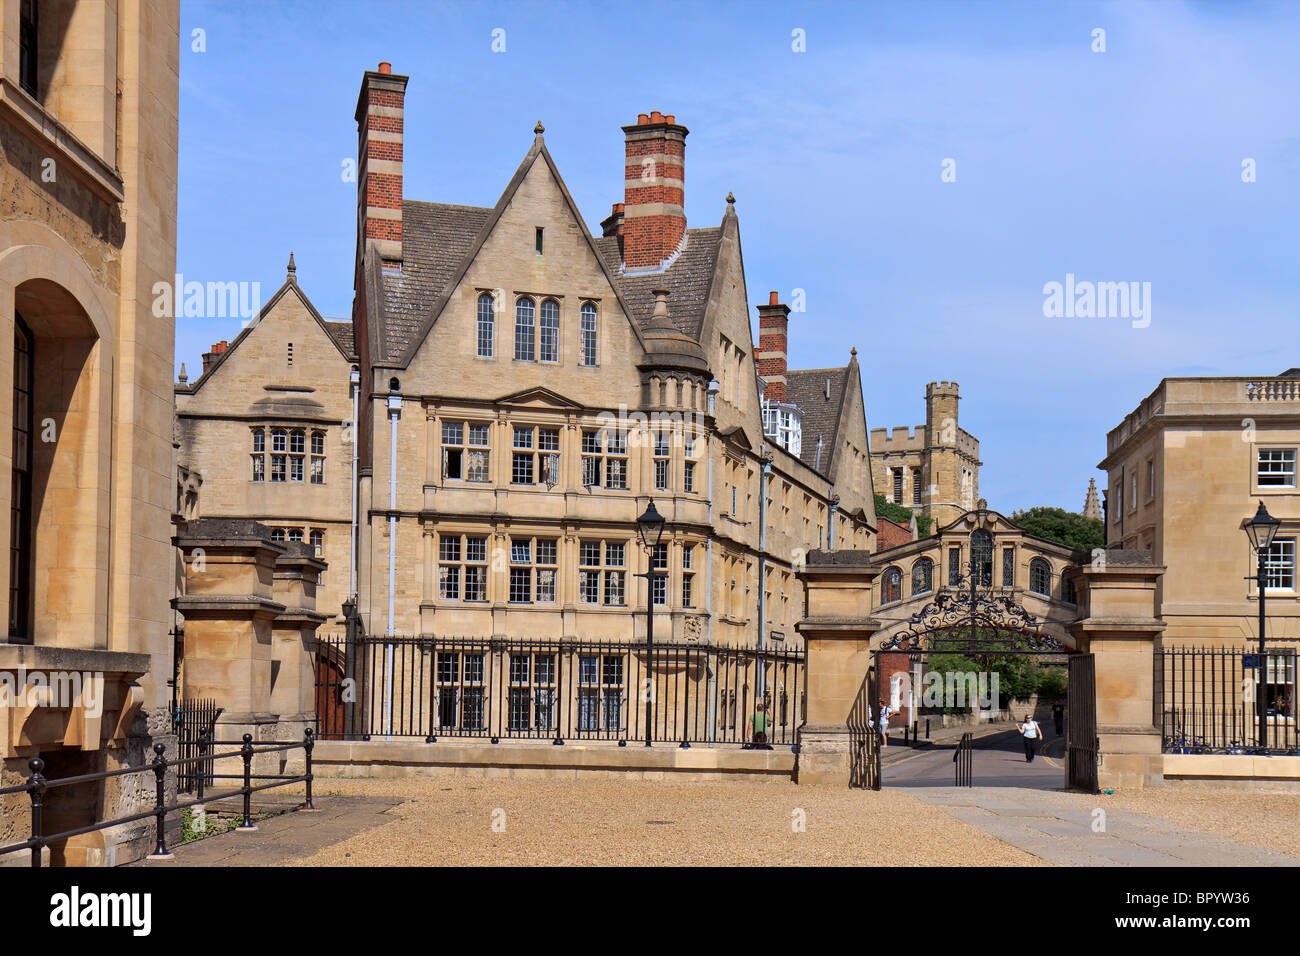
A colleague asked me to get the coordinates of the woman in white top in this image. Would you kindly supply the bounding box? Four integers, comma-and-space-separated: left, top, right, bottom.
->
1018, 714, 1041, 762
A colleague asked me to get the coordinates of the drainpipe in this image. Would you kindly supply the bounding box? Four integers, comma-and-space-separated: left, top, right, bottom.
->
349, 368, 360, 600
757, 456, 771, 697
828, 493, 838, 551
384, 383, 402, 736
706, 536, 716, 740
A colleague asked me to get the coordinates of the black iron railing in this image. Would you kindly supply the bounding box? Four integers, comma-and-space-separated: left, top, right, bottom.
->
1157, 646, 1299, 755
174, 698, 223, 794
314, 635, 806, 749
953, 732, 973, 787
0, 730, 317, 867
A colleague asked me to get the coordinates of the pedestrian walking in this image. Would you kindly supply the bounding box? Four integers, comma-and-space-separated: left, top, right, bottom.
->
748, 699, 773, 749
1018, 713, 1042, 762
1051, 700, 1064, 736
879, 702, 893, 748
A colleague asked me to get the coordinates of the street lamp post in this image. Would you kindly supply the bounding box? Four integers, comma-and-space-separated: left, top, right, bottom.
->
637, 500, 666, 748
1244, 501, 1281, 752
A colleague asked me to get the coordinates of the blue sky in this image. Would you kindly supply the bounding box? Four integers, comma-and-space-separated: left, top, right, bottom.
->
177, 0, 1300, 513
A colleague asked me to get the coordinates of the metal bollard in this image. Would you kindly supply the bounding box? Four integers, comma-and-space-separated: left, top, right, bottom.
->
28, 757, 45, 868
149, 742, 173, 858
303, 728, 316, 811
237, 733, 256, 831
926, 719, 931, 740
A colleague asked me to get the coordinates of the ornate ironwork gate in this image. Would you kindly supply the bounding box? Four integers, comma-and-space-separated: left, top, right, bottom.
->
849, 664, 880, 790
1067, 654, 1099, 793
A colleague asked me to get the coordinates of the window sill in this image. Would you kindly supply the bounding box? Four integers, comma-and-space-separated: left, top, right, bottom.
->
0, 78, 125, 203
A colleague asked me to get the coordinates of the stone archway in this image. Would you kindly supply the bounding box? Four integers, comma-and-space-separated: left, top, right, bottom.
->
0, 226, 116, 650
795, 548, 1166, 790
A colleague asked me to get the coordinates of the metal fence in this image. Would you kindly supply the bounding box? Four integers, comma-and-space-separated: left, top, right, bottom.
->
314, 635, 806, 749
173, 698, 223, 794
0, 731, 317, 867
1156, 646, 1298, 754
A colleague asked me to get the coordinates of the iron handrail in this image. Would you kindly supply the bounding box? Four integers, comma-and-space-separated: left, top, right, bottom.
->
0, 729, 318, 867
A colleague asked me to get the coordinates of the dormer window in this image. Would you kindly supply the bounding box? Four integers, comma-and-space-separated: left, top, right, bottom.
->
761, 398, 802, 456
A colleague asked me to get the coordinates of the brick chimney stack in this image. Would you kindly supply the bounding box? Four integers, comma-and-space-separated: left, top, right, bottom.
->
756, 291, 791, 402
355, 61, 408, 265
201, 340, 229, 375
621, 112, 688, 270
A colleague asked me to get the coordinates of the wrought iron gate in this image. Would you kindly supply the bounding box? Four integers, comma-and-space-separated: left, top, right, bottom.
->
849, 665, 880, 789
953, 732, 973, 786
1067, 653, 1099, 792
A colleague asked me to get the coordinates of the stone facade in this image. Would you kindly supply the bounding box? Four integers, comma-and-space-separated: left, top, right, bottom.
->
870, 380, 981, 527
0, 0, 180, 865
1101, 372, 1300, 647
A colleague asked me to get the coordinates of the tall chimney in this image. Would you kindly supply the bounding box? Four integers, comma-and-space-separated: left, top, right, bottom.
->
756, 291, 791, 402
621, 112, 688, 270
355, 61, 408, 265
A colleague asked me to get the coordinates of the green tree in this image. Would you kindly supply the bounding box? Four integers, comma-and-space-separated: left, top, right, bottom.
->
873, 494, 933, 537
1009, 506, 1102, 552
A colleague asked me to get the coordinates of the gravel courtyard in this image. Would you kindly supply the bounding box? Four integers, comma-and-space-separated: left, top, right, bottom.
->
289, 776, 1044, 867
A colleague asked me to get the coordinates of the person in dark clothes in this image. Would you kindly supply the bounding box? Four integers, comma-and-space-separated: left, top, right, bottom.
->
1051, 700, 1065, 736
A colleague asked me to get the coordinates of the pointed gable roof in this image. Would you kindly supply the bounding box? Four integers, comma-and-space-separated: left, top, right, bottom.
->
592, 227, 723, 339
176, 276, 350, 394
786, 364, 853, 474
374, 133, 648, 368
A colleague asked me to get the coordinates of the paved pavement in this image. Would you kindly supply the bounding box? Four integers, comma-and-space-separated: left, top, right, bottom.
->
130, 795, 401, 867
883, 725, 1065, 789
904, 786, 1300, 866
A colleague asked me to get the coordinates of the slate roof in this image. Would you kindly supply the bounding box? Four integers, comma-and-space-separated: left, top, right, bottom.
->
375, 197, 722, 362
786, 365, 851, 473
592, 228, 722, 338
379, 201, 493, 361
323, 321, 356, 360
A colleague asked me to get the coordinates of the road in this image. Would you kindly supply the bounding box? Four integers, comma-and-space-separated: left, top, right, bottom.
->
882, 725, 1065, 789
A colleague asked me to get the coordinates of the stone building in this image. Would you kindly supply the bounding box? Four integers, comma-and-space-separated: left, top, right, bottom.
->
0, 0, 179, 864
869, 380, 981, 527
343, 65, 876, 649
1102, 372, 1300, 647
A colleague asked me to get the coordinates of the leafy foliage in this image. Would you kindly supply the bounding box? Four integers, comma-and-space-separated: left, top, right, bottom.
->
1009, 506, 1103, 553
873, 494, 934, 538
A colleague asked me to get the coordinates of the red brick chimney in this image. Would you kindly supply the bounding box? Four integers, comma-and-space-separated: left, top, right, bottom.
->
201, 340, 229, 375
355, 61, 408, 265
756, 292, 791, 402
621, 112, 688, 270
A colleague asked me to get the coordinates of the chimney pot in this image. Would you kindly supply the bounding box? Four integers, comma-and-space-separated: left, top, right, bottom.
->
650, 110, 665, 123
637, 113, 650, 125
768, 291, 779, 306
378, 61, 391, 74
665, 114, 675, 125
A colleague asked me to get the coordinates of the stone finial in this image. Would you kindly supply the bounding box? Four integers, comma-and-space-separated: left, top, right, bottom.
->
534, 121, 545, 134
649, 289, 674, 330
850, 347, 857, 358
287, 251, 297, 283
725, 191, 735, 204
178, 362, 188, 385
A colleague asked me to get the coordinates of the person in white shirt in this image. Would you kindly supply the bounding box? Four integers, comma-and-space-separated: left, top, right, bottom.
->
1018, 713, 1042, 762
879, 704, 893, 748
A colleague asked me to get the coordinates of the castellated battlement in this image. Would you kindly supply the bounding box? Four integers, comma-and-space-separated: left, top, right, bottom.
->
925, 380, 960, 398
869, 425, 924, 453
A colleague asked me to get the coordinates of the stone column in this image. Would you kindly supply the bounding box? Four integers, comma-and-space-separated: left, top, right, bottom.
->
270, 545, 329, 762
1068, 552, 1166, 790
172, 520, 286, 747
794, 551, 880, 785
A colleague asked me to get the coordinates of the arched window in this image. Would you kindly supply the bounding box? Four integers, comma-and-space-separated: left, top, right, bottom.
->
911, 557, 933, 596
270, 528, 286, 543
514, 297, 535, 361
539, 299, 560, 362
1029, 558, 1051, 596
971, 528, 993, 585
476, 293, 495, 357
580, 302, 598, 366
9, 315, 33, 640
882, 566, 902, 605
